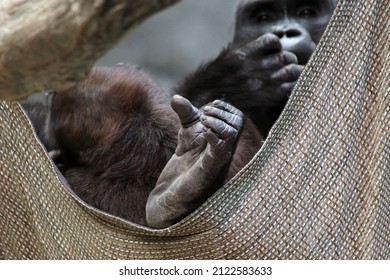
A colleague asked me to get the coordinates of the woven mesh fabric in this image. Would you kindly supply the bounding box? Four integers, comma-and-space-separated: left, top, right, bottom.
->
0, 0, 389, 259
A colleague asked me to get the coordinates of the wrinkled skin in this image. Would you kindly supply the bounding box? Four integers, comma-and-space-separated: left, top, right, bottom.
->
147, 95, 245, 228
179, 0, 336, 137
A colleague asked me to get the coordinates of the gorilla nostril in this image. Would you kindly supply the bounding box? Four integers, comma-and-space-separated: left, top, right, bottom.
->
273, 29, 302, 38
285, 29, 302, 37
273, 30, 284, 38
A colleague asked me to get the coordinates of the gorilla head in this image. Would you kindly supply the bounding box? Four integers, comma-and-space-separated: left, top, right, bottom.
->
233, 0, 337, 64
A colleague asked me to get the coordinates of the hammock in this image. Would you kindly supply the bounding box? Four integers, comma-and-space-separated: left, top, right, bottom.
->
0, 0, 389, 259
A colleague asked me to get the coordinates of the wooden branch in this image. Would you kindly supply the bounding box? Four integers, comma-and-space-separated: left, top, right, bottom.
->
0, 0, 180, 100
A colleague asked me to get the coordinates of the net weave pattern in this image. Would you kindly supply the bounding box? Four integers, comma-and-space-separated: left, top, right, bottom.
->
0, 0, 389, 259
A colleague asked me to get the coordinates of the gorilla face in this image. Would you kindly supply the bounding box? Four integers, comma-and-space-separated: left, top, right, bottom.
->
233, 0, 336, 64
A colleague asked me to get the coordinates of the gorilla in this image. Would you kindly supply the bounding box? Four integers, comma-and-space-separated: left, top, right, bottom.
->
21, 0, 336, 228
179, 0, 336, 136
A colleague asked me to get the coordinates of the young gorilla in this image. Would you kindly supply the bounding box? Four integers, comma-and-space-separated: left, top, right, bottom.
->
27, 66, 262, 228
179, 0, 337, 137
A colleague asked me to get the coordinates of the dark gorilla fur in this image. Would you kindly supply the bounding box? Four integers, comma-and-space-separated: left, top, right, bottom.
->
49, 67, 180, 225
23, 66, 262, 226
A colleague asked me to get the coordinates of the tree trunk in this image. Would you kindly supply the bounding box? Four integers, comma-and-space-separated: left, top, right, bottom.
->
0, 0, 180, 100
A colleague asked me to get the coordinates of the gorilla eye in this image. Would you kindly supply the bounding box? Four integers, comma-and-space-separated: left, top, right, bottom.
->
297, 7, 317, 18
252, 11, 275, 23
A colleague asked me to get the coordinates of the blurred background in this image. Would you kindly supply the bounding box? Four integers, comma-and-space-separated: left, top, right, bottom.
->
96, 0, 240, 94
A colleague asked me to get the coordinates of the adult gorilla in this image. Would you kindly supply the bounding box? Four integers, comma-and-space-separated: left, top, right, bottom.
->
179, 0, 337, 137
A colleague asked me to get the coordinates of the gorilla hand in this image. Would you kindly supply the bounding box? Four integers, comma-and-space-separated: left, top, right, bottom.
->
179, 33, 303, 108
177, 33, 303, 135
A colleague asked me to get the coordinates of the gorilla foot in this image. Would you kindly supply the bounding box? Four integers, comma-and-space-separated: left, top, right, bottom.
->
146, 96, 244, 228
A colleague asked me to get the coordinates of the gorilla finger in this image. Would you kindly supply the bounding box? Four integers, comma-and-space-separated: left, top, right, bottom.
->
243, 51, 298, 76
171, 95, 201, 127
282, 51, 299, 64
204, 129, 233, 158
270, 64, 304, 82
212, 100, 244, 117
281, 82, 297, 95
248, 51, 298, 71
203, 105, 244, 131
235, 33, 282, 59
203, 128, 220, 147
201, 116, 238, 140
